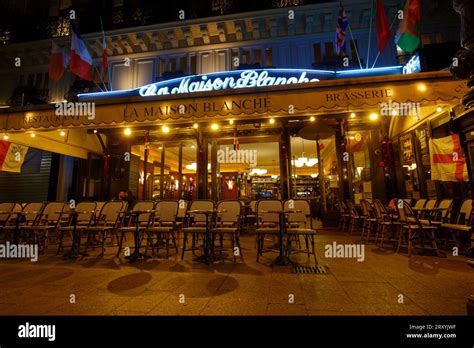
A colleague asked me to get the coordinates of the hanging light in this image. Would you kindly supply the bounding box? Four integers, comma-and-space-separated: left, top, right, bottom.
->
124, 127, 132, 136
297, 139, 308, 164
306, 157, 318, 167
59, 130, 66, 137
193, 123, 199, 129
30, 132, 36, 138
3, 133, 9, 140
310, 173, 318, 178
162, 125, 170, 134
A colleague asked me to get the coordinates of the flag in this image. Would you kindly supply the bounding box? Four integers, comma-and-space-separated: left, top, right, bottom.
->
335, 2, 349, 56
375, 0, 391, 52
0, 141, 42, 174
70, 24, 92, 81
395, 0, 421, 53
429, 134, 468, 182
101, 29, 108, 78
48, 42, 65, 81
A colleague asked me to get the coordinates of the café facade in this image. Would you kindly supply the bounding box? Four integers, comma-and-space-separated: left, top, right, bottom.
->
0, 66, 470, 216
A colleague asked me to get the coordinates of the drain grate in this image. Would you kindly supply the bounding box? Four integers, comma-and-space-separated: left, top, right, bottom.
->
292, 265, 328, 274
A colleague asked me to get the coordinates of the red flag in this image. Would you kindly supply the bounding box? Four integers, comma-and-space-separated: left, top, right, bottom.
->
376, 0, 391, 53
48, 42, 65, 81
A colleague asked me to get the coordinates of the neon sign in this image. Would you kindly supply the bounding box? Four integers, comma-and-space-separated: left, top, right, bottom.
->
139, 69, 321, 96
78, 69, 332, 101
403, 55, 421, 75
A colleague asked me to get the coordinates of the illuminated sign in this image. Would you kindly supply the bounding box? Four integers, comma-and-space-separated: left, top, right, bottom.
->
403, 55, 421, 74
79, 69, 332, 100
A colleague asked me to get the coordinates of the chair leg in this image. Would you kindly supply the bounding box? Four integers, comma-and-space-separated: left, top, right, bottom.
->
237, 235, 244, 262
181, 233, 187, 260
117, 231, 124, 257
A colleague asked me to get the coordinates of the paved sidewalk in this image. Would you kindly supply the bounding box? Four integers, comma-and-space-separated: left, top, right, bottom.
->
0, 229, 472, 316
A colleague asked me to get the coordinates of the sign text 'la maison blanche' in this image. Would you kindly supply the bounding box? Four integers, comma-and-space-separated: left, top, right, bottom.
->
78, 69, 327, 100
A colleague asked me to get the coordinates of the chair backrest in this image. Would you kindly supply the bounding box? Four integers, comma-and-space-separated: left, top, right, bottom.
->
99, 201, 125, 224
437, 199, 453, 220
373, 200, 387, 219
402, 201, 418, 223
177, 200, 188, 218
256, 199, 282, 225
360, 200, 373, 217
249, 200, 257, 213
0, 203, 15, 223
41, 202, 67, 223
425, 199, 437, 209
458, 199, 473, 224
284, 199, 311, 225
155, 200, 179, 223
217, 200, 241, 224
188, 200, 214, 222
414, 199, 427, 209
131, 201, 155, 222
74, 202, 97, 224
22, 203, 45, 223
95, 202, 106, 215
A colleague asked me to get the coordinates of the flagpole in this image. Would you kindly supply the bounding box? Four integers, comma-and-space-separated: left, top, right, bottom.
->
347, 24, 363, 69
93, 67, 105, 92
366, 0, 374, 69
371, 10, 400, 69
99, 16, 109, 92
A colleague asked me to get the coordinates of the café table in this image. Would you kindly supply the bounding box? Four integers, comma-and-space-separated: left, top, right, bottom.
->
59, 210, 96, 259
125, 210, 155, 263
187, 209, 224, 264
261, 209, 302, 267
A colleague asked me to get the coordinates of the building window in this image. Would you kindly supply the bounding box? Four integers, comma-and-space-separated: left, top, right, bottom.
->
422, 34, 431, 45
265, 48, 273, 67
190, 55, 197, 74
179, 56, 187, 73
254, 49, 262, 66
324, 42, 334, 58
435, 32, 443, 43
231, 50, 239, 69
158, 58, 166, 77
241, 49, 250, 65
169, 58, 177, 72
313, 43, 322, 65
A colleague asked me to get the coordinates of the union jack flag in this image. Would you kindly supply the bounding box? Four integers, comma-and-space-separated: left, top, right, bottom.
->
335, 2, 349, 56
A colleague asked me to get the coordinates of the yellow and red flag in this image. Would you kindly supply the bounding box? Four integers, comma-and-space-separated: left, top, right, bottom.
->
429, 134, 468, 182
0, 141, 29, 173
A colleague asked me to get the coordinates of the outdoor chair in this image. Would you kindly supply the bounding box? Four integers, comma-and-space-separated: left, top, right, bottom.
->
181, 200, 215, 259
83, 201, 127, 256
373, 199, 401, 248
144, 200, 179, 258
346, 200, 365, 234
0, 203, 22, 242
419, 199, 453, 227
57, 202, 97, 254
284, 199, 317, 264
116, 201, 154, 257
397, 201, 441, 257
442, 199, 473, 251
211, 200, 243, 262
338, 200, 350, 232
22, 202, 67, 252
360, 199, 377, 241
255, 199, 282, 262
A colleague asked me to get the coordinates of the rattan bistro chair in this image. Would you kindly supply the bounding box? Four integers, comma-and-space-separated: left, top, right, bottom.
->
116, 201, 155, 257
181, 200, 215, 259
144, 200, 179, 258
397, 201, 440, 257
442, 199, 473, 251
83, 201, 127, 256
22, 202, 67, 252
211, 200, 243, 262
338, 200, 350, 232
360, 199, 377, 241
57, 202, 97, 254
255, 199, 282, 262
0, 203, 22, 242
284, 199, 317, 264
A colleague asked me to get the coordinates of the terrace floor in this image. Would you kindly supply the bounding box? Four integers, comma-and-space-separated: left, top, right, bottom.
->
0, 228, 473, 316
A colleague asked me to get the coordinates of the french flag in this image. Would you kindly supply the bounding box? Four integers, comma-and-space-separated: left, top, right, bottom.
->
70, 25, 92, 81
